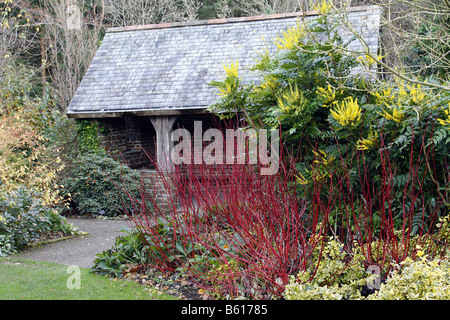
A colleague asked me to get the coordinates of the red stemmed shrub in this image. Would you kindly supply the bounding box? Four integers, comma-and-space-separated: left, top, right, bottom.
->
120, 120, 448, 299
123, 147, 327, 298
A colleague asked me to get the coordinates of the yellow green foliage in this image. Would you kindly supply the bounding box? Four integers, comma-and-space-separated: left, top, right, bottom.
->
380, 106, 405, 123
216, 61, 240, 97
284, 217, 450, 300
259, 74, 278, 93
206, 258, 241, 299
316, 85, 341, 107
0, 114, 65, 206
371, 83, 427, 107
283, 237, 371, 300
435, 215, 450, 244
368, 255, 450, 300
295, 149, 337, 186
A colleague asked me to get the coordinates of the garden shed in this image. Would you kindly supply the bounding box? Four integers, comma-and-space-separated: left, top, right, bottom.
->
66, 5, 381, 203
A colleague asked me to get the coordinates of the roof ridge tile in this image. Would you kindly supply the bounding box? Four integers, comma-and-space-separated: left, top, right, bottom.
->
106, 5, 379, 33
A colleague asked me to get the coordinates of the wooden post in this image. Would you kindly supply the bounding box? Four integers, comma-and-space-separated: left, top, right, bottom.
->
149, 116, 177, 172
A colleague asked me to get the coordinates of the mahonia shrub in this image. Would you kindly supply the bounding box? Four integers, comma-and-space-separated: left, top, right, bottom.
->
210, 3, 450, 234
63, 153, 142, 216
209, 9, 367, 151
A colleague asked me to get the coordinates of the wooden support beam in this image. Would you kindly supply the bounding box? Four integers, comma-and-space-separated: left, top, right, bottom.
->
149, 116, 178, 172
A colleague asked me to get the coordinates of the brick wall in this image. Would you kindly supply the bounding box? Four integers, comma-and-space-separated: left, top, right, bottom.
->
140, 169, 178, 211
97, 116, 156, 169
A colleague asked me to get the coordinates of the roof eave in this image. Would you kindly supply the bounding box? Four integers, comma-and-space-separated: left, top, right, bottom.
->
66, 107, 210, 119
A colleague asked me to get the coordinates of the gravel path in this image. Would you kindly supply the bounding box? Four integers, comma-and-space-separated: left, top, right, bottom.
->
14, 217, 132, 269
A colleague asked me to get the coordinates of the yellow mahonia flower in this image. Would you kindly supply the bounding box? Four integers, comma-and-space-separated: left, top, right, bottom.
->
314, 0, 332, 14
381, 107, 404, 123
277, 84, 304, 114
217, 83, 235, 97
408, 84, 426, 104
260, 74, 278, 92
296, 172, 309, 185
370, 88, 396, 106
398, 85, 408, 103
438, 104, 450, 126
310, 167, 329, 182
223, 61, 239, 78
330, 97, 362, 127
358, 54, 385, 67
276, 23, 304, 50
356, 131, 378, 151
312, 149, 335, 165
316, 85, 340, 107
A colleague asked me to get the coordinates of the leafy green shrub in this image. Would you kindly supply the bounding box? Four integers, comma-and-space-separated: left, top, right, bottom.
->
30, 107, 80, 175
0, 187, 73, 256
91, 227, 152, 277
62, 153, 141, 216
0, 234, 14, 257
91, 216, 219, 281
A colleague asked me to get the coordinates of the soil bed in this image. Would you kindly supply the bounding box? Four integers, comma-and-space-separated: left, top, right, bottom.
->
121, 264, 206, 300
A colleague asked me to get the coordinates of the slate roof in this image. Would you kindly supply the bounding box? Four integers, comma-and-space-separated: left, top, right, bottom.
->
66, 6, 380, 118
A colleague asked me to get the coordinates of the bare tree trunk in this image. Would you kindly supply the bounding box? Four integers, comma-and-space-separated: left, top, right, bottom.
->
40, 26, 47, 96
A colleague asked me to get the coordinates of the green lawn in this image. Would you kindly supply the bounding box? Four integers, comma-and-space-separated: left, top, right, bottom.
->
0, 257, 176, 300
